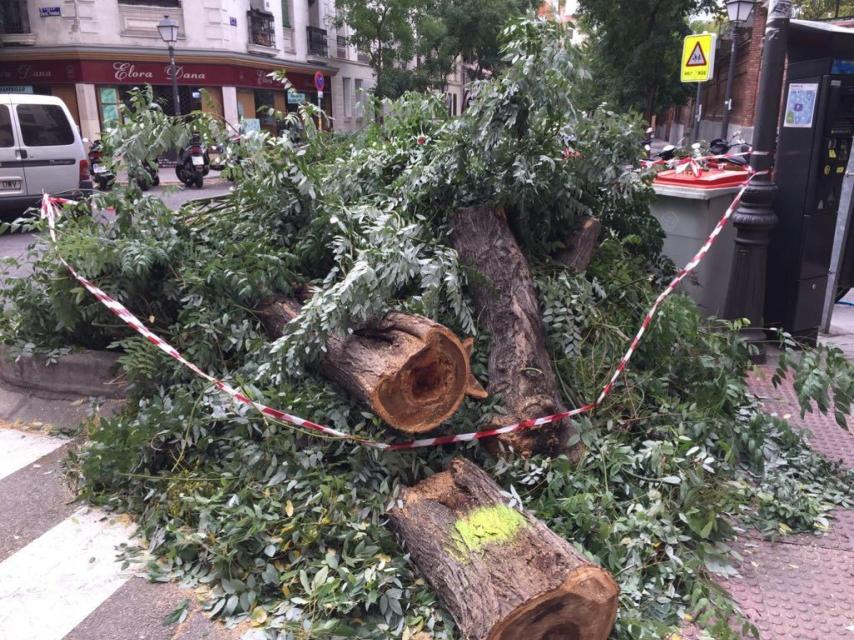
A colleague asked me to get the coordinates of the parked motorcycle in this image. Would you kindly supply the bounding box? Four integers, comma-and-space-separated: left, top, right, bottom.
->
88, 139, 115, 191
175, 133, 210, 188
709, 132, 751, 169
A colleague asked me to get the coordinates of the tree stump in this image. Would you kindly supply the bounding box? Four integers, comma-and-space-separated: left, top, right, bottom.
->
451, 205, 578, 457
556, 216, 601, 273
388, 458, 619, 640
256, 297, 486, 434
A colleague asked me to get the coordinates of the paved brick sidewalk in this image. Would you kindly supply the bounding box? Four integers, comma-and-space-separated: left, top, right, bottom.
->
704, 367, 854, 640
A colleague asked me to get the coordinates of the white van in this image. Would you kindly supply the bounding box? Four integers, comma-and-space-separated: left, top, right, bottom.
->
0, 94, 91, 213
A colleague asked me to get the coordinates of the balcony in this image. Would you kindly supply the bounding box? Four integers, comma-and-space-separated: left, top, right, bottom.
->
0, 0, 36, 45
307, 26, 328, 57
247, 9, 277, 55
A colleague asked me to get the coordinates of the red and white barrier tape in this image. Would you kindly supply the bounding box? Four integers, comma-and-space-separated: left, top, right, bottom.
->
39, 166, 762, 451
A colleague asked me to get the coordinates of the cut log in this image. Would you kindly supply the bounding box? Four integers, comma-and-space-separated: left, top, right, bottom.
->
556, 216, 601, 273
256, 297, 485, 434
388, 458, 619, 640
451, 205, 579, 457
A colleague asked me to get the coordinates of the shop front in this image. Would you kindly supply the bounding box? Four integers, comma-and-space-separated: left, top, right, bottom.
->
0, 58, 333, 140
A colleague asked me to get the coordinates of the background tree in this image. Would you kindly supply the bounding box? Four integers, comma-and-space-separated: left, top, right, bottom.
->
793, 0, 854, 18
577, 0, 719, 119
334, 0, 538, 100
333, 0, 418, 99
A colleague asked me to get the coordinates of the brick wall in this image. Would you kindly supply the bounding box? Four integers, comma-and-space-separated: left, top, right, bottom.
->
701, 4, 766, 132
656, 5, 767, 143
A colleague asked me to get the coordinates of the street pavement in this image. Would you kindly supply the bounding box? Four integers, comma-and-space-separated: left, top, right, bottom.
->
1, 181, 233, 280
0, 180, 243, 640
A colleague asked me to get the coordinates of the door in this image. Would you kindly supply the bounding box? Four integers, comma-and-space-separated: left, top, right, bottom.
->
14, 97, 80, 197
0, 95, 27, 200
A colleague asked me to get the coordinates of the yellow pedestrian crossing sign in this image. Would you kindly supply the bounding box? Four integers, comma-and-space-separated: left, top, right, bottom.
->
681, 33, 717, 82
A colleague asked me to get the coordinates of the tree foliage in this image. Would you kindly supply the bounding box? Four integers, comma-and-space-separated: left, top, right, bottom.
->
577, 0, 719, 117
794, 0, 854, 18
2, 18, 854, 640
333, 0, 538, 99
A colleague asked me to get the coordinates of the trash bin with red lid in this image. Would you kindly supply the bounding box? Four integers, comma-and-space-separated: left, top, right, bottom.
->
650, 168, 749, 316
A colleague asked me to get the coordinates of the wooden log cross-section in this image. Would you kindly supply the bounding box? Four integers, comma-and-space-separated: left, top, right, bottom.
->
256, 297, 487, 434
389, 458, 619, 640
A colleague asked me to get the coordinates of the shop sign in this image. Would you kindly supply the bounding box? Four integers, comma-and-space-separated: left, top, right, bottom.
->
0, 61, 80, 83
39, 6, 61, 17
0, 59, 323, 94
0, 85, 34, 93
287, 90, 306, 104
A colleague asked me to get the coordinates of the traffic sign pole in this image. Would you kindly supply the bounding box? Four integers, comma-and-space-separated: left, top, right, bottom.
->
693, 82, 703, 142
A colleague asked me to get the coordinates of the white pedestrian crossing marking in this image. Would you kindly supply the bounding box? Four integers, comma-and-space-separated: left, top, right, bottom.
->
0, 428, 65, 481
0, 507, 135, 640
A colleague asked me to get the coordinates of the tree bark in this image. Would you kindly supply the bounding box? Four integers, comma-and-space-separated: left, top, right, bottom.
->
555, 216, 601, 274
388, 458, 619, 640
256, 297, 486, 434
451, 205, 578, 457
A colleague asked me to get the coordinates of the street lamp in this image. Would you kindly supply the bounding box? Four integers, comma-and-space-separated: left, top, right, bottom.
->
157, 14, 180, 116
720, 0, 755, 139
722, 0, 791, 362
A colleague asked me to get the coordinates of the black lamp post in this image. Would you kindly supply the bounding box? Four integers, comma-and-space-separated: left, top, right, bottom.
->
720, 0, 756, 139
157, 15, 180, 116
722, 0, 792, 362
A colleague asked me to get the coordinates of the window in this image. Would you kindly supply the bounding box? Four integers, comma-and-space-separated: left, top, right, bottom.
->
248, 10, 275, 48
118, 0, 181, 6
99, 87, 122, 127
337, 35, 347, 58
307, 26, 328, 56
354, 79, 364, 119
0, 106, 14, 147
452, 93, 458, 116
0, 0, 31, 34
281, 0, 290, 27
16, 104, 74, 146
343, 77, 352, 118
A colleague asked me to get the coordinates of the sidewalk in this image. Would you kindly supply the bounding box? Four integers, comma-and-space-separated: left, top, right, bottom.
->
682, 300, 854, 640
0, 382, 243, 640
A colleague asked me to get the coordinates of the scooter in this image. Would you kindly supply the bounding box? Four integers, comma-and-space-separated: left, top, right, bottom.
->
709, 131, 751, 169
88, 140, 115, 191
176, 134, 210, 188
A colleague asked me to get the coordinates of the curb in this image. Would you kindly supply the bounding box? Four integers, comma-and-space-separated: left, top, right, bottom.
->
0, 345, 127, 399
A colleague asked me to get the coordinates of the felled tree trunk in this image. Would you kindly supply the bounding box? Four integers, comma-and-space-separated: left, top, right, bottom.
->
256, 297, 486, 434
451, 205, 578, 457
556, 216, 601, 273
388, 458, 619, 640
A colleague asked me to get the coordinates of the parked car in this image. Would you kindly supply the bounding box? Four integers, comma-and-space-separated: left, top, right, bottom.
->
0, 94, 91, 215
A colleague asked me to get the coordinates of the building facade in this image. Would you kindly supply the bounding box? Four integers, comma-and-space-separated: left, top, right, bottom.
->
0, 0, 376, 140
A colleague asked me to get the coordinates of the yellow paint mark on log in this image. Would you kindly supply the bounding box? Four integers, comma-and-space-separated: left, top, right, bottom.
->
449, 504, 526, 559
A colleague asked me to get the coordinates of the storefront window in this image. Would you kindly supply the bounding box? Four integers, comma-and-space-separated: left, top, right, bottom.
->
99, 87, 121, 128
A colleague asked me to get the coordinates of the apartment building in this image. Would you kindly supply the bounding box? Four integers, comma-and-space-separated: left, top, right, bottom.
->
0, 0, 375, 140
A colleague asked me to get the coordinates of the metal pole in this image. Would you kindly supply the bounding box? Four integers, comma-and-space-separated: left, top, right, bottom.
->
693, 82, 703, 141
721, 28, 739, 139
169, 45, 180, 117
722, 0, 791, 362
821, 136, 854, 333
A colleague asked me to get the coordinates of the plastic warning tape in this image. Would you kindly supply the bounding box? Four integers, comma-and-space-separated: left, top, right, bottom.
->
40, 163, 763, 451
